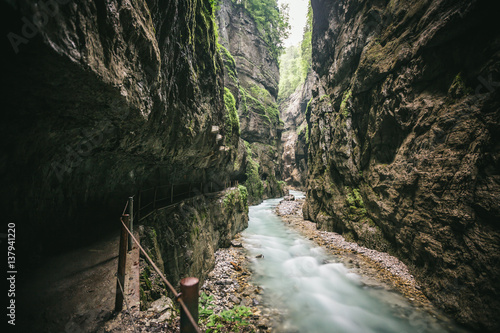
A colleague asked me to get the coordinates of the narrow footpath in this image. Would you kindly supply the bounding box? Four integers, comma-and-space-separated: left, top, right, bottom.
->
17, 230, 140, 333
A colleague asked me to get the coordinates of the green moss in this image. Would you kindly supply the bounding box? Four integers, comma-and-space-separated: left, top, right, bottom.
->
224, 87, 240, 143
239, 87, 249, 115
250, 84, 272, 101
319, 94, 330, 102
340, 90, 352, 118
223, 185, 248, 211
448, 72, 473, 98
266, 103, 280, 125
220, 45, 238, 83
238, 185, 249, 210
245, 89, 267, 115
305, 98, 312, 122
244, 142, 264, 203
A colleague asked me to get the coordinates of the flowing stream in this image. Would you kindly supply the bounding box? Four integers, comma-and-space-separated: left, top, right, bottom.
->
242, 192, 465, 333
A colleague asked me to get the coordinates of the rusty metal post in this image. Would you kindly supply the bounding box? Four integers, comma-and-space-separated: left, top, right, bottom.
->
115, 214, 129, 312
180, 277, 199, 333
128, 197, 133, 251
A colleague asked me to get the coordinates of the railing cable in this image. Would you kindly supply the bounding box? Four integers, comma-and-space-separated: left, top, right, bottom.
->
119, 217, 202, 333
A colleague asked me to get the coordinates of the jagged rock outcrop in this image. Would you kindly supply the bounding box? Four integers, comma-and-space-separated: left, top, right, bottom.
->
304, 0, 500, 331
280, 72, 315, 188
217, 0, 285, 203
1, 1, 245, 264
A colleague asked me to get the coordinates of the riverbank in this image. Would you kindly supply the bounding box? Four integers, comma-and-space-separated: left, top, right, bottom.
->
276, 197, 466, 331
102, 196, 467, 332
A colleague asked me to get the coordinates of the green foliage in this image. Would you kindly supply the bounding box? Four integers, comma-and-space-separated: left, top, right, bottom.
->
244, 142, 264, 202
278, 45, 303, 101
232, 0, 290, 61
238, 185, 249, 210
340, 90, 352, 118
223, 186, 248, 211
199, 292, 253, 332
199, 292, 215, 319
300, 2, 313, 76
278, 1, 312, 101
224, 87, 240, 142
220, 46, 238, 83
206, 306, 253, 333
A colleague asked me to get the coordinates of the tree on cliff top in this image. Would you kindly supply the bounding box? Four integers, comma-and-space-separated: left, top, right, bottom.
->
233, 0, 290, 61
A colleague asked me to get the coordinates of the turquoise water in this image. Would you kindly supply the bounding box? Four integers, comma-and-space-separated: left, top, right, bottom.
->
242, 195, 465, 333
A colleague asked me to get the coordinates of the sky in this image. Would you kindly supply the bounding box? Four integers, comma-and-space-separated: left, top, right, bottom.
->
278, 0, 310, 48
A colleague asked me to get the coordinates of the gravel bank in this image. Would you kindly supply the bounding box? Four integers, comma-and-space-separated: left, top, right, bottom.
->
276, 198, 437, 310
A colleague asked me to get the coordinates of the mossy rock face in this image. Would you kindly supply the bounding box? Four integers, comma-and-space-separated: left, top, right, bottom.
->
305, 0, 500, 330
138, 189, 249, 311
216, 0, 284, 203
448, 72, 473, 99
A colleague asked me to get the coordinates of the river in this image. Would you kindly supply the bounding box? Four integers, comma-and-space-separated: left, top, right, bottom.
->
241, 192, 466, 333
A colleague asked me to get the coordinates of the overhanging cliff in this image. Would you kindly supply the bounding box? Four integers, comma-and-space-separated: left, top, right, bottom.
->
303, 0, 500, 330
1, 0, 244, 263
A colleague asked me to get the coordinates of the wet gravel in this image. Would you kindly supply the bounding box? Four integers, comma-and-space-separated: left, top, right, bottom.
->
275, 198, 435, 308
278, 199, 416, 285
101, 196, 444, 332
101, 236, 281, 332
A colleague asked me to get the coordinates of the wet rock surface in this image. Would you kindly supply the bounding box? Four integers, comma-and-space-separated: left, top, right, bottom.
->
305, 0, 500, 330
276, 198, 462, 329
217, 0, 285, 202
102, 197, 468, 332
102, 234, 281, 332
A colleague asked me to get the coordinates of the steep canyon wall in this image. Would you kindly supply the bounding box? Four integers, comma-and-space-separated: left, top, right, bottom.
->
1, 0, 245, 263
304, 0, 500, 330
217, 0, 286, 203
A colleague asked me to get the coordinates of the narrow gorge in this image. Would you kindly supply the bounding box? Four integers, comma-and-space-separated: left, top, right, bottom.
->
1, 0, 498, 332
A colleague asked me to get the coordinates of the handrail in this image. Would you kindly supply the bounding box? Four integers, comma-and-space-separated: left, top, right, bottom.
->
115, 180, 240, 331
136, 180, 240, 222
119, 216, 202, 333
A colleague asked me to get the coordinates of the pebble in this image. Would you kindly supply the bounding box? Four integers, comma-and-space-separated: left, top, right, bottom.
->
276, 199, 417, 285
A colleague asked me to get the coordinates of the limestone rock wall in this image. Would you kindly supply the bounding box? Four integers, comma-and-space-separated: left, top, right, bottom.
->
1, 1, 243, 260
304, 0, 500, 330
280, 72, 315, 188
141, 187, 248, 295
217, 0, 285, 202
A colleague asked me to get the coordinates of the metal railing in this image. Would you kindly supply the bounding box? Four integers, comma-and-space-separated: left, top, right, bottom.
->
116, 210, 201, 333
114, 180, 240, 332
136, 180, 239, 222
